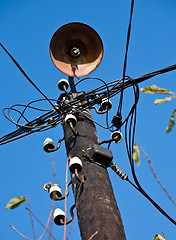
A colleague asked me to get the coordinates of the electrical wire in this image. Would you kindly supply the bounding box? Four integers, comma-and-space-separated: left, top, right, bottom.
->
0, 93, 108, 144
3, 107, 30, 124
0, 77, 151, 144
117, 0, 135, 115
0, 109, 60, 143
105, 108, 114, 132
0, 77, 138, 138
124, 85, 176, 225
60, 97, 110, 130
5, 108, 57, 129
130, 64, 176, 85
1, 63, 176, 145
0, 126, 45, 146
5, 99, 58, 129
59, 77, 112, 130
16, 98, 54, 125
74, 76, 110, 94
0, 43, 57, 111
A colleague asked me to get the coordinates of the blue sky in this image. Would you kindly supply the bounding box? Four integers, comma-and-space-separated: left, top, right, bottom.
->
0, 0, 176, 239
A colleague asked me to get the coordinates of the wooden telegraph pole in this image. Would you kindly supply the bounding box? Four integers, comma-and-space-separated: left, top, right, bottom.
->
63, 103, 126, 240
49, 22, 126, 240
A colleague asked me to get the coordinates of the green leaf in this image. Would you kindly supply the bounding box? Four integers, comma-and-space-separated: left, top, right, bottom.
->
154, 96, 175, 105
152, 234, 165, 240
166, 109, 176, 133
140, 85, 172, 94
5, 196, 26, 209
132, 144, 140, 166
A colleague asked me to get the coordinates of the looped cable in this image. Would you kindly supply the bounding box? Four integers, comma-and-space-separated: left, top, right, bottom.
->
91, 106, 108, 114
55, 181, 72, 201
74, 168, 85, 183
47, 137, 64, 152
59, 204, 76, 225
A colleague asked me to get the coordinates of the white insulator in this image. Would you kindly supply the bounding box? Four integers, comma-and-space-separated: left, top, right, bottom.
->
58, 79, 69, 91
49, 184, 62, 201
101, 98, 112, 111
54, 208, 66, 225
65, 114, 77, 126
111, 131, 123, 143
43, 138, 55, 152
69, 157, 83, 173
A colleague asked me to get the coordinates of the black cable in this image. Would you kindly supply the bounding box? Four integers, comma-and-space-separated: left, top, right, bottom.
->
74, 76, 111, 112
0, 77, 145, 144
3, 107, 30, 124
74, 77, 109, 92
70, 105, 110, 130
58, 79, 112, 130
16, 98, 54, 124
0, 78, 128, 144
0, 93, 109, 144
8, 104, 52, 125
2, 62, 176, 145
9, 99, 57, 127
130, 64, 176, 85
0, 43, 57, 111
0, 126, 45, 146
105, 108, 114, 132
0, 109, 58, 143
1, 38, 176, 144
117, 0, 135, 115
94, 78, 122, 93
7, 108, 57, 129
2, 98, 63, 130
124, 85, 176, 225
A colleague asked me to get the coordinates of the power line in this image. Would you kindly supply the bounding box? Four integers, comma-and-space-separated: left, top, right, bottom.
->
1, 63, 176, 145
124, 84, 176, 225
0, 43, 57, 110
117, 0, 135, 114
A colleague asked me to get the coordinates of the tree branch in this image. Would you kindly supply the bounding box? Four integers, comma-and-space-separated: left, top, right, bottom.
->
162, 231, 166, 239
51, 157, 56, 184
27, 195, 36, 240
9, 224, 31, 240
138, 144, 176, 206
63, 158, 69, 240
48, 157, 57, 240
38, 201, 55, 240
26, 207, 56, 240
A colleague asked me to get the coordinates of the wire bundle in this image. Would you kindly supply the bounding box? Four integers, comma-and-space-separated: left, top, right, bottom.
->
0, 74, 136, 145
